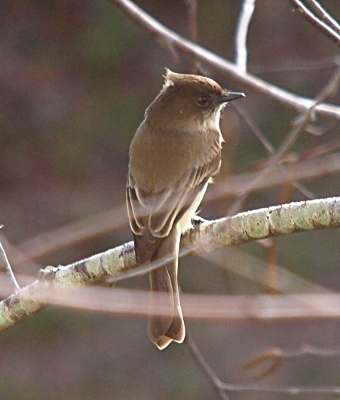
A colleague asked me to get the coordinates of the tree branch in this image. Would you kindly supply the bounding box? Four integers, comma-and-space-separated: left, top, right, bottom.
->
235, 0, 256, 73
243, 343, 340, 379
227, 66, 340, 214
304, 0, 340, 35
108, 0, 340, 118
291, 0, 340, 46
7, 151, 339, 268
188, 337, 340, 397
0, 197, 339, 332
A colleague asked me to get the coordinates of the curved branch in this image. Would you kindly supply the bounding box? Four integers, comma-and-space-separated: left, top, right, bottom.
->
0, 197, 339, 332
109, 0, 340, 118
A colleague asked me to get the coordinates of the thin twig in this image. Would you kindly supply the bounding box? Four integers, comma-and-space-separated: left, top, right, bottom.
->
197, 246, 328, 294
243, 343, 340, 377
227, 66, 340, 215
291, 181, 315, 199
235, 0, 256, 73
276, 344, 340, 359
251, 57, 339, 74
232, 102, 275, 154
305, 0, 340, 35
187, 335, 340, 397
186, 332, 230, 400
2, 283, 340, 325
220, 381, 340, 395
14, 205, 128, 265
109, 0, 340, 119
291, 0, 340, 46
10, 156, 340, 266
0, 241, 20, 292
233, 98, 317, 201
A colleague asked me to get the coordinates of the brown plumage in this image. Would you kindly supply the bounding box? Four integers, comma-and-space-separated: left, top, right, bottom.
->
127, 69, 245, 349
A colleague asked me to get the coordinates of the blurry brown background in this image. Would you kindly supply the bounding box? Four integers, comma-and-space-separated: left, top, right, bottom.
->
0, 0, 340, 399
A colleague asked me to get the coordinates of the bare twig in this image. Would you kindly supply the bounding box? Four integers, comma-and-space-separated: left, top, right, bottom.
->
235, 0, 256, 73
280, 343, 340, 358
0, 241, 20, 292
251, 57, 339, 74
13, 205, 127, 265
232, 102, 275, 154
207, 151, 340, 202
272, 66, 340, 163
196, 246, 328, 294
186, 332, 230, 400
2, 283, 340, 324
305, 0, 340, 34
220, 381, 340, 396
227, 66, 340, 215
291, 0, 340, 46
232, 101, 317, 201
291, 181, 315, 199
9, 159, 340, 266
243, 344, 340, 378
109, 0, 340, 118
1, 273, 340, 356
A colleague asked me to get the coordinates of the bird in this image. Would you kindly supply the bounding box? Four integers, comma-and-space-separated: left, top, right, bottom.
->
127, 69, 245, 349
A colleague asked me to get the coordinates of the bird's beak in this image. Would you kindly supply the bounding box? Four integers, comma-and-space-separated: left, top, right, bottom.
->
220, 90, 246, 103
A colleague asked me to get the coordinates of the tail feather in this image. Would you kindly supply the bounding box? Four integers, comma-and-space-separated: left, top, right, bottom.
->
147, 232, 185, 350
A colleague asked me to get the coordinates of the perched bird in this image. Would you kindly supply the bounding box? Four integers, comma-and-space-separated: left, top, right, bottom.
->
127, 69, 245, 349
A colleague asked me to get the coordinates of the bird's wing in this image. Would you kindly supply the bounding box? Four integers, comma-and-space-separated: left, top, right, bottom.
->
127, 133, 222, 263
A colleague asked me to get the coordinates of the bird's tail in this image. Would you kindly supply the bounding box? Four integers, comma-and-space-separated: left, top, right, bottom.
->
147, 232, 185, 350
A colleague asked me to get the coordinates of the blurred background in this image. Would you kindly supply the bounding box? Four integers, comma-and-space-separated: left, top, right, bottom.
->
0, 0, 340, 399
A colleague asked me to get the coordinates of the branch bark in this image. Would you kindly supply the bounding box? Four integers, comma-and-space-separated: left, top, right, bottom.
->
0, 197, 339, 332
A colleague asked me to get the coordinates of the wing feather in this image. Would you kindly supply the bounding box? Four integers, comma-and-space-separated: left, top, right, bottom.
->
127, 131, 222, 263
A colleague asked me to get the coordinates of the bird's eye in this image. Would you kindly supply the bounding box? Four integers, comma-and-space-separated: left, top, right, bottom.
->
196, 95, 209, 107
